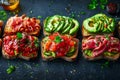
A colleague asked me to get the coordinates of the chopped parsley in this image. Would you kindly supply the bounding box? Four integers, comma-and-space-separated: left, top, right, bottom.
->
54, 36, 62, 43
7, 65, 16, 74
17, 32, 22, 39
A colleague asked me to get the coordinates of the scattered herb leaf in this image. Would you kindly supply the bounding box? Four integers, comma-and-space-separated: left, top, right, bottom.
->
101, 61, 110, 69
7, 65, 16, 74
37, 16, 42, 19
17, 32, 22, 39
54, 36, 62, 43
0, 10, 7, 21
80, 12, 86, 15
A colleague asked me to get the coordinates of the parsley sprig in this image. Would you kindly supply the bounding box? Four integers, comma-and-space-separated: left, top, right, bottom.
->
17, 32, 22, 39
54, 36, 62, 43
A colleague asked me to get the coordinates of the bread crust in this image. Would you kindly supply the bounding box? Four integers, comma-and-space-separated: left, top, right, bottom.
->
41, 37, 79, 62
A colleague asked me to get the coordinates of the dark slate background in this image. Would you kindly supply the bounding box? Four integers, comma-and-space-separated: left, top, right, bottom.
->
0, 0, 120, 80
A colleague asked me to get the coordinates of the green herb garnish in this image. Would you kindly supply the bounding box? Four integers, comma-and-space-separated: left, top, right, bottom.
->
101, 61, 109, 69
37, 16, 42, 19
34, 39, 39, 47
54, 36, 62, 43
17, 32, 22, 39
105, 35, 110, 40
88, 0, 98, 10
7, 65, 16, 74
80, 12, 86, 15
88, 0, 108, 10
0, 10, 7, 21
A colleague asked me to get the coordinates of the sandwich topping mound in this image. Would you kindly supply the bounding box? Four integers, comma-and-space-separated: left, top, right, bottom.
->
42, 33, 77, 58
44, 15, 79, 36
83, 14, 115, 33
4, 14, 41, 36
82, 35, 120, 58
3, 32, 39, 59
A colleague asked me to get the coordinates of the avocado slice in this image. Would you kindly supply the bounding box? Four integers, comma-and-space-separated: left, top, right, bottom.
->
44, 16, 51, 28
107, 18, 115, 32
44, 52, 56, 57
66, 47, 75, 57
46, 15, 61, 32
83, 18, 99, 33
62, 18, 73, 34
104, 52, 117, 56
69, 18, 80, 35
52, 15, 61, 31
61, 16, 70, 31
54, 16, 65, 32
84, 49, 92, 57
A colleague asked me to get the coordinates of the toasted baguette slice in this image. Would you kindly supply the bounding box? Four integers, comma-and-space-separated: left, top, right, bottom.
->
41, 37, 79, 62
103, 53, 120, 61
82, 26, 113, 37
4, 14, 41, 36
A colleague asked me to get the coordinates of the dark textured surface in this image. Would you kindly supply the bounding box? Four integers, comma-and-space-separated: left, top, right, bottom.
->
0, 0, 120, 80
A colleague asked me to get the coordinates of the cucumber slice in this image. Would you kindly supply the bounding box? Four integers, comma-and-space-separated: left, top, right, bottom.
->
69, 18, 79, 35
66, 47, 75, 57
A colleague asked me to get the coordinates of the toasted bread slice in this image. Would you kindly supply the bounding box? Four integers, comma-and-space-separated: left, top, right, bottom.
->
82, 37, 103, 60
18, 52, 38, 61
82, 52, 103, 60
41, 37, 79, 62
2, 36, 19, 59
4, 14, 41, 36
61, 38, 79, 61
2, 33, 39, 60
82, 36, 120, 60
82, 26, 113, 37
18, 37, 39, 60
